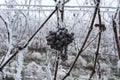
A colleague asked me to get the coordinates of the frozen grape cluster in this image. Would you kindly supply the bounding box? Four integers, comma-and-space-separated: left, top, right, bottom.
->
46, 27, 74, 51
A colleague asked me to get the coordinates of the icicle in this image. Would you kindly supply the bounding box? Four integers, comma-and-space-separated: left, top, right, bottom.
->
55, 0, 65, 28
117, 60, 120, 74
14, 51, 24, 80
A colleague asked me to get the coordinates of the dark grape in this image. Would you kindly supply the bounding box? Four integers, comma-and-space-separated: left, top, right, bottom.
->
47, 42, 53, 45
71, 32, 74, 36
46, 27, 74, 51
60, 27, 65, 30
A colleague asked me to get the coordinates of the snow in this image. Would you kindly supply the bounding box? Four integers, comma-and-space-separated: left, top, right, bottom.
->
31, 52, 42, 60
79, 75, 89, 80
102, 75, 108, 80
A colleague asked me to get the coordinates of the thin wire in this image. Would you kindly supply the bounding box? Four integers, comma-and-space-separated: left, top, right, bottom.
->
0, 4, 117, 9
83, 31, 101, 51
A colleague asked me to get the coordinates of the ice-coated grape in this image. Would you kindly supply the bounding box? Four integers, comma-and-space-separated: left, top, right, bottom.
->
46, 27, 74, 51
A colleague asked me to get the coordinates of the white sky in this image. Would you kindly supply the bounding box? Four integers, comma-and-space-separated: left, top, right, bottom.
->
0, 0, 77, 5
0, 0, 118, 7
41, 0, 79, 6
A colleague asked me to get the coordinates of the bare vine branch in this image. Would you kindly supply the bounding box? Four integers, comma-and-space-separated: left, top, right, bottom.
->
112, 6, 120, 59
0, 15, 10, 42
89, 4, 102, 79
62, 1, 100, 80
54, 52, 60, 80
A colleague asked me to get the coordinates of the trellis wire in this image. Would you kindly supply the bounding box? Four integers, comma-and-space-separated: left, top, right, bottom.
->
0, 4, 117, 12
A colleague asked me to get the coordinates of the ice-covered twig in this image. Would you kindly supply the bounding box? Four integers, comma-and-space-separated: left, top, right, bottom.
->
0, 6, 58, 71
0, 15, 13, 66
55, 0, 69, 28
